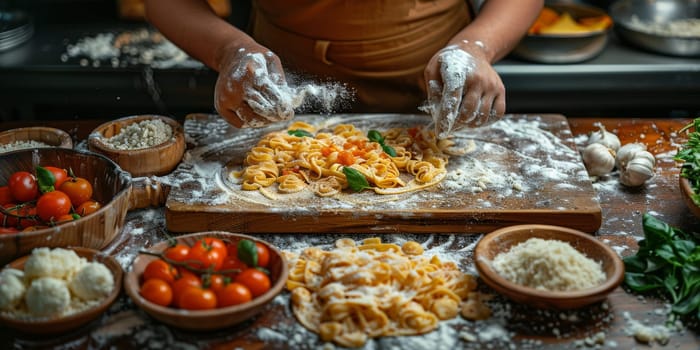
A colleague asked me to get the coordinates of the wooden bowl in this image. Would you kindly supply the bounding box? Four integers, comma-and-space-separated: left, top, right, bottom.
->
87, 115, 185, 177
0, 247, 123, 334
0, 127, 72, 151
0, 148, 132, 265
474, 224, 624, 310
124, 231, 289, 331
679, 176, 700, 218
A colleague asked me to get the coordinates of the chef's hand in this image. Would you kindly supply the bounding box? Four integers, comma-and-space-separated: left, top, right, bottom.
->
423, 42, 505, 138
214, 43, 295, 128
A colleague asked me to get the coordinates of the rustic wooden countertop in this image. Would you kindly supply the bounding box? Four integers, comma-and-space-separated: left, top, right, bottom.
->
1, 116, 698, 349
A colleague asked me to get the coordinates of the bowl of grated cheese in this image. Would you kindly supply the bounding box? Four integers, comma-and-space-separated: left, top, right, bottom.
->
474, 224, 624, 310
0, 127, 73, 154
88, 115, 185, 177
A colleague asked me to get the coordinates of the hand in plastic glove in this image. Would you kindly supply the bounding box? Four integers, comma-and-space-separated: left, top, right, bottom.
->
423, 42, 505, 139
215, 44, 295, 128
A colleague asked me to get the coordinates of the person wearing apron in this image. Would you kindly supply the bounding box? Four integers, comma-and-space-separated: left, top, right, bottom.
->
145, 0, 543, 137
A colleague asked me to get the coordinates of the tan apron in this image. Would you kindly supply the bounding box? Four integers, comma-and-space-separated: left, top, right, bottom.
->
250, 1, 471, 113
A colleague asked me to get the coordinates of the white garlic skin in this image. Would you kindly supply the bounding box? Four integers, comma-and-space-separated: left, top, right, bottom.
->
616, 142, 648, 170
582, 143, 616, 176
618, 147, 656, 187
588, 125, 621, 151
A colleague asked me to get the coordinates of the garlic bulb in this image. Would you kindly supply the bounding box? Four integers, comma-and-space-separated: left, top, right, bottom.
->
582, 143, 616, 176
615, 142, 647, 170
616, 143, 655, 187
588, 124, 621, 151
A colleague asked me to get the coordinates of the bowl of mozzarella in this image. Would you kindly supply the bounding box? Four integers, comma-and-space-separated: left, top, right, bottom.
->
0, 247, 122, 334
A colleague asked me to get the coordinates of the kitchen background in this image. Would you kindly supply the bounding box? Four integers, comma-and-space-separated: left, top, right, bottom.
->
0, 0, 697, 122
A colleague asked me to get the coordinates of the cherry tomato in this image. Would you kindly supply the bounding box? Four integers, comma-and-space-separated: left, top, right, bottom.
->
36, 191, 72, 222
8, 171, 38, 202
203, 237, 228, 261
22, 226, 49, 232
0, 186, 13, 205
204, 274, 227, 294
17, 205, 39, 229
178, 287, 217, 310
75, 200, 101, 216
43, 166, 68, 188
143, 259, 177, 284
216, 282, 252, 307
187, 240, 225, 270
171, 273, 202, 308
55, 214, 78, 224
59, 177, 93, 207
1, 203, 19, 227
0, 227, 20, 234
140, 278, 173, 307
255, 242, 271, 268
164, 243, 190, 263
219, 257, 247, 279
235, 268, 271, 298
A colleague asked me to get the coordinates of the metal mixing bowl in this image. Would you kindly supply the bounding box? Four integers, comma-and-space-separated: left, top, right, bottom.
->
512, 2, 612, 64
610, 0, 700, 56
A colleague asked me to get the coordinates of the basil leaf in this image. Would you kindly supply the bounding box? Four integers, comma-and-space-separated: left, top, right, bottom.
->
672, 284, 700, 315
367, 130, 384, 144
35, 166, 55, 193
342, 167, 372, 192
382, 145, 397, 157
237, 239, 258, 267
623, 255, 646, 273
288, 129, 314, 138
624, 272, 662, 292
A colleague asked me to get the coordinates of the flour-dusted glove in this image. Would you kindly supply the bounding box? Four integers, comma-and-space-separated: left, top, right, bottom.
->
215, 44, 295, 128
423, 42, 505, 138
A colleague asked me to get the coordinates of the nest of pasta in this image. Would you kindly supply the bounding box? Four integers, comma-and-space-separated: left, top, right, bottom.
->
231, 121, 469, 198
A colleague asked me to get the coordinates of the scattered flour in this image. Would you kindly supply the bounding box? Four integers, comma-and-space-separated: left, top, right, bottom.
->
62, 29, 203, 69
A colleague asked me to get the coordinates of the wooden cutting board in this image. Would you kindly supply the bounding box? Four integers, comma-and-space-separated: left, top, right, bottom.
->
164, 113, 601, 234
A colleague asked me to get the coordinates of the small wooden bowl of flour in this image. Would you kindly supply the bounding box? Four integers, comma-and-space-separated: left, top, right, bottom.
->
474, 224, 624, 310
88, 115, 185, 177
0, 127, 72, 154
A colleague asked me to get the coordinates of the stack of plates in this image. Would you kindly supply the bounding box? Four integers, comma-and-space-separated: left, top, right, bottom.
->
0, 10, 33, 52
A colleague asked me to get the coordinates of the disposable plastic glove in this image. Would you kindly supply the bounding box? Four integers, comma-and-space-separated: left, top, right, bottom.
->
215, 45, 295, 128
423, 43, 505, 139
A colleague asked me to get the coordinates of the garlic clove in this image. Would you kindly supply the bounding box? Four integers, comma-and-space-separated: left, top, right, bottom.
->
615, 142, 647, 170
582, 143, 616, 176
588, 124, 621, 152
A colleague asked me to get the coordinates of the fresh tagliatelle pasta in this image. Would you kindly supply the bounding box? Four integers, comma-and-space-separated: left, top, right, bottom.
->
232, 121, 468, 197
282, 238, 479, 347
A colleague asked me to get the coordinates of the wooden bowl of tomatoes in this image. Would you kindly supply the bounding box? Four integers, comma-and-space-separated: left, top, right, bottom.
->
124, 231, 289, 331
0, 148, 132, 265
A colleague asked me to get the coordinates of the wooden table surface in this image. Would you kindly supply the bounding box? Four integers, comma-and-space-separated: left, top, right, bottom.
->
1, 116, 699, 349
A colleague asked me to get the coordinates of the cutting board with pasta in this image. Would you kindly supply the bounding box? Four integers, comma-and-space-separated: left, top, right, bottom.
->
164, 113, 601, 234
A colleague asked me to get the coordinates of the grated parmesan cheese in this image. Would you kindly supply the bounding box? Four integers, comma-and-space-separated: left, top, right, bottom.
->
0, 140, 51, 154
100, 119, 173, 150
491, 238, 606, 292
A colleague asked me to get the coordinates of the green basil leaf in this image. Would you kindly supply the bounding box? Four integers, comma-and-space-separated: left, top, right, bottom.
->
35, 166, 55, 194
623, 255, 646, 273
624, 272, 662, 292
673, 240, 696, 261
672, 284, 700, 315
656, 244, 680, 265
342, 167, 372, 192
643, 213, 673, 247
367, 130, 384, 144
288, 129, 314, 138
237, 239, 258, 267
382, 145, 397, 157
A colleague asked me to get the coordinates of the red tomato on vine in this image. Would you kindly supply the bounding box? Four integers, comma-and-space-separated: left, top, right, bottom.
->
59, 177, 93, 207
8, 171, 38, 202
42, 166, 68, 188
36, 191, 72, 222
